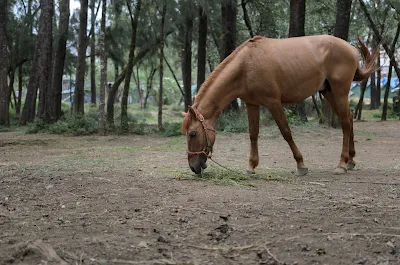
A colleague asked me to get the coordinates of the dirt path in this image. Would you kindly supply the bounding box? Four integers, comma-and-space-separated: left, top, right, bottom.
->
0, 121, 399, 265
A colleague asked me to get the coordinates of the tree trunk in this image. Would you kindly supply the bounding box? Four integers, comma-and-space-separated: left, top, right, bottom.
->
90, 0, 96, 105
158, 2, 167, 130
381, 64, 392, 121
375, 54, 381, 109
355, 79, 368, 120
241, 0, 254, 38
182, 14, 193, 112
74, 0, 89, 115
135, 66, 143, 108
197, 3, 207, 93
20, 40, 40, 125
98, 0, 107, 135
52, 0, 70, 120
221, 0, 239, 112
16, 65, 23, 118
288, 0, 307, 123
289, 0, 305, 37
381, 19, 400, 120
8, 70, 15, 110
164, 55, 184, 96
121, 0, 141, 132
370, 72, 378, 110
322, 0, 352, 128
144, 67, 156, 109
0, 0, 9, 126
37, 0, 54, 122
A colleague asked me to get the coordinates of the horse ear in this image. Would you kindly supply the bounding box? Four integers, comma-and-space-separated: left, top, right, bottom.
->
187, 105, 196, 116
181, 112, 187, 117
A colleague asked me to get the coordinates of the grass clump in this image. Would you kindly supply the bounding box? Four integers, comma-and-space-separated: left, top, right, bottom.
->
174, 166, 289, 186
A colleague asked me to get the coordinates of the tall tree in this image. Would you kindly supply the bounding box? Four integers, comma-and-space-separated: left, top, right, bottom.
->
121, 0, 141, 132
181, 0, 194, 112
288, 0, 307, 123
382, 20, 400, 120
197, 1, 207, 93
52, 0, 70, 120
37, 0, 54, 122
98, 0, 107, 134
74, 0, 89, 115
90, 0, 96, 105
221, 0, 239, 112
158, 1, 167, 130
0, 0, 9, 126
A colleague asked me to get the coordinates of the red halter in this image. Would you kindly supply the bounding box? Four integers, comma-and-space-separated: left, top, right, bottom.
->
186, 106, 215, 158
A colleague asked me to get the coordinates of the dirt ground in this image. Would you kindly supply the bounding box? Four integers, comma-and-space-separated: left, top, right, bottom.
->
0, 121, 399, 265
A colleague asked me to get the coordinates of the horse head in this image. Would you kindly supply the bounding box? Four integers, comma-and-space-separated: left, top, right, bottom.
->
182, 106, 216, 174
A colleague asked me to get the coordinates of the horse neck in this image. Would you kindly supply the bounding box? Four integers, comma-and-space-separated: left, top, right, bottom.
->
193, 62, 242, 126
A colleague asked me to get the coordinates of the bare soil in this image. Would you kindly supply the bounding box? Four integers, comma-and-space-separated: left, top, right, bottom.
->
0, 121, 399, 265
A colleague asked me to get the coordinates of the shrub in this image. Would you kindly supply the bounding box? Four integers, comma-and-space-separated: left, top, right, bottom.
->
216, 110, 248, 133
163, 122, 183, 137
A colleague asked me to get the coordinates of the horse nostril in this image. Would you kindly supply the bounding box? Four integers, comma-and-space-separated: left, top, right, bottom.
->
190, 166, 195, 172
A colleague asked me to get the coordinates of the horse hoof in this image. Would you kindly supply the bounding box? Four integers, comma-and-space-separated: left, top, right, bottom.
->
296, 167, 308, 176
347, 161, 356, 170
246, 170, 255, 175
334, 166, 347, 175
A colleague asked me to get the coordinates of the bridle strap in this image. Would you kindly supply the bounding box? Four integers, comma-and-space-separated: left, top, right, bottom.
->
186, 106, 215, 158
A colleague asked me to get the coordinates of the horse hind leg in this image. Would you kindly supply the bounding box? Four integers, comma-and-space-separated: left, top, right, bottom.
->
246, 104, 260, 174
322, 85, 354, 174
267, 101, 308, 176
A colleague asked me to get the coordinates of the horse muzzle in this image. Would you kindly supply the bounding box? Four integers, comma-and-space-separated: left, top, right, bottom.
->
188, 153, 208, 174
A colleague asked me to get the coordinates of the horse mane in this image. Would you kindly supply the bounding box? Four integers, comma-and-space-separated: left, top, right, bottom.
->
193, 36, 264, 105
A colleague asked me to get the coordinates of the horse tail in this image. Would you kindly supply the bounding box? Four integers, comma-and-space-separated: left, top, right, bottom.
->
353, 36, 378, 82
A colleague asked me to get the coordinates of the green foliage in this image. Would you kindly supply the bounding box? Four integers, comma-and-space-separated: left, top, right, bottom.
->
25, 115, 98, 136
216, 110, 248, 133
163, 122, 183, 137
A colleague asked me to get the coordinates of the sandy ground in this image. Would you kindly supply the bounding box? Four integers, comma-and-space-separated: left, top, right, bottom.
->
0, 121, 399, 265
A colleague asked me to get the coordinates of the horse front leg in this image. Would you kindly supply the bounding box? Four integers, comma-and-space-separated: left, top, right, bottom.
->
246, 104, 260, 174
267, 101, 308, 176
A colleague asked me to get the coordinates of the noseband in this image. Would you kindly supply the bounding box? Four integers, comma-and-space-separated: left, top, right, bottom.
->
186, 106, 215, 158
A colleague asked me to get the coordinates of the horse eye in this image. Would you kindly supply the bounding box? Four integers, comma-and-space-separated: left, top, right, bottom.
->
189, 131, 196, 137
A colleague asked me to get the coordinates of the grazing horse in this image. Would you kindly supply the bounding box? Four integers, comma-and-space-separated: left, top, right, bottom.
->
182, 35, 376, 175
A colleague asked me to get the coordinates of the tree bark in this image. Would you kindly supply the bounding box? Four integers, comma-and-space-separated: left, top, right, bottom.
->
182, 13, 193, 112
144, 67, 156, 109
221, 0, 239, 112
158, 2, 167, 130
322, 0, 352, 128
37, 0, 54, 122
288, 0, 307, 123
52, 0, 70, 120
197, 3, 207, 93
381, 64, 392, 121
355, 79, 368, 120
381, 19, 400, 120
73, 0, 89, 115
90, 0, 96, 105
0, 0, 9, 126
16, 65, 23, 118
98, 0, 107, 135
121, 0, 141, 132
241, 0, 254, 38
289, 0, 305, 37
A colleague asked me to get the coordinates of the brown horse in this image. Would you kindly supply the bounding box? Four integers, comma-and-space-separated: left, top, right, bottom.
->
182, 35, 376, 175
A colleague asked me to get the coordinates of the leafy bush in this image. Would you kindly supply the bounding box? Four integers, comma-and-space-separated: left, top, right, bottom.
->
216, 110, 248, 133
163, 122, 183, 137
